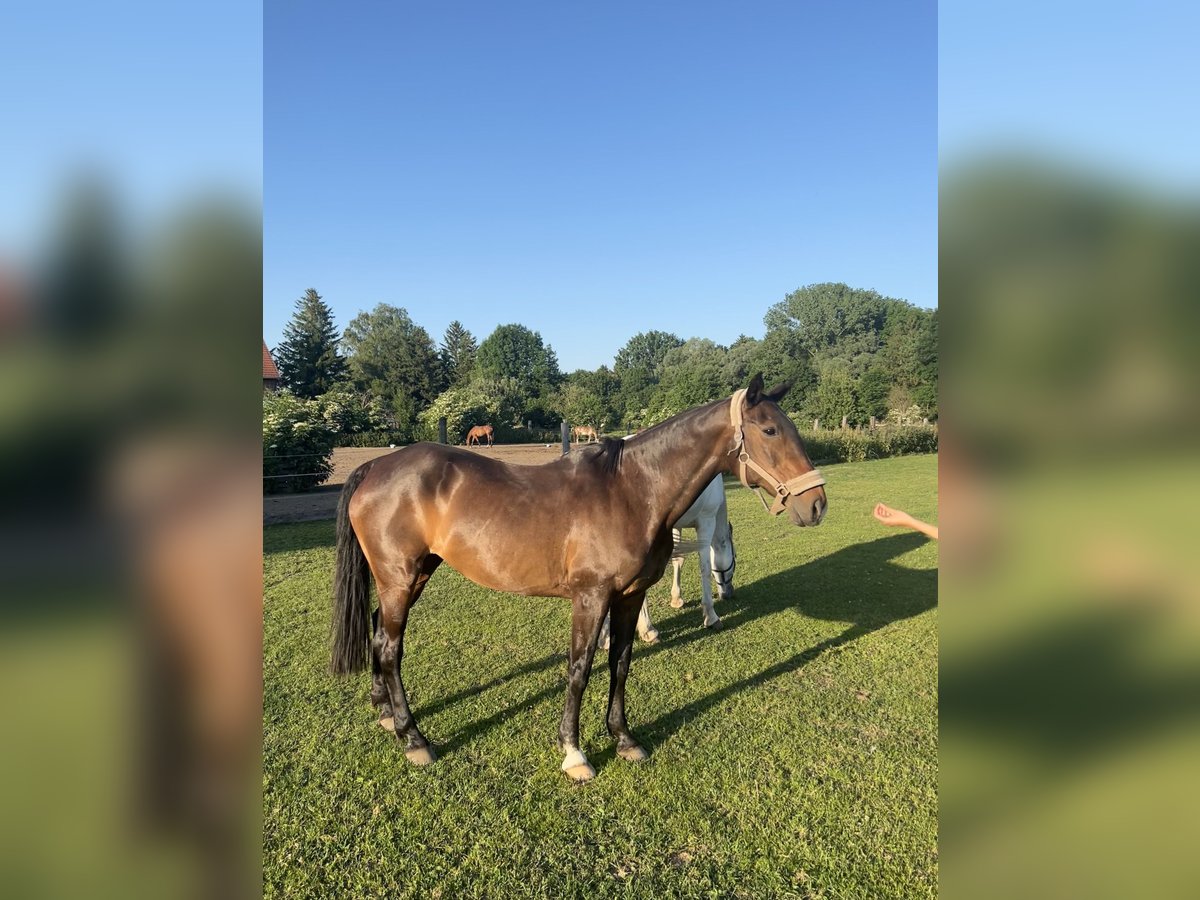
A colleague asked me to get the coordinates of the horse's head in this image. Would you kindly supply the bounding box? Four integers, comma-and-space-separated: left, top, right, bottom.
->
733, 374, 828, 527
711, 520, 736, 599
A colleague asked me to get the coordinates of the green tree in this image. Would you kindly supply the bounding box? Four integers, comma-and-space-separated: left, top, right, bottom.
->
614, 330, 683, 376
274, 288, 347, 398
646, 338, 727, 422
763, 282, 889, 376
440, 320, 477, 387
812, 364, 858, 427
475, 324, 561, 402
743, 329, 816, 413
856, 367, 892, 422
556, 367, 619, 430
342, 303, 441, 434
612, 330, 683, 426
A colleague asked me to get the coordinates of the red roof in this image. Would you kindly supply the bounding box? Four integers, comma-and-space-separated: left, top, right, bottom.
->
263, 341, 281, 381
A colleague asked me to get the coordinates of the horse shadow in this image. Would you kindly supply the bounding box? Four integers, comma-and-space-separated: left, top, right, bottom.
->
425, 532, 937, 759
631, 531, 937, 750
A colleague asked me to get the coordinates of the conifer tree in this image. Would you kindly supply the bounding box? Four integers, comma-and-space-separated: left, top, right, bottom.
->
274, 288, 346, 398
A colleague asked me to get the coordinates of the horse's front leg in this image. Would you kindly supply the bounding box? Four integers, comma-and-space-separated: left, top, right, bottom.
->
695, 520, 721, 629
607, 592, 649, 762
558, 590, 610, 782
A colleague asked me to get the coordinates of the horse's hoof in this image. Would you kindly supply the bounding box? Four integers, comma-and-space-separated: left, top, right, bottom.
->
378, 716, 396, 732
564, 763, 596, 783
705, 619, 723, 631
561, 748, 595, 782
617, 744, 649, 762
670, 597, 684, 609
404, 744, 437, 766
640, 630, 660, 644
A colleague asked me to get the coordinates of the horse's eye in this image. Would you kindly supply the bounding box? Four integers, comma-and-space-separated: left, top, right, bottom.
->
763, 427, 777, 436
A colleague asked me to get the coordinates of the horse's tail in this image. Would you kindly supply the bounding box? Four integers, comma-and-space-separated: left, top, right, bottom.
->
331, 462, 374, 675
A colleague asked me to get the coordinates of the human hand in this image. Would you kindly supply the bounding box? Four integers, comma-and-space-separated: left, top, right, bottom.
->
873, 503, 914, 529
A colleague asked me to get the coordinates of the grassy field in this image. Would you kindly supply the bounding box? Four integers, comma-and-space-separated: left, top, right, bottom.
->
263, 454, 938, 899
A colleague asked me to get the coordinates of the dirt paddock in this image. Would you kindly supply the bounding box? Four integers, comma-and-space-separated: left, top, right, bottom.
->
264, 442, 581, 524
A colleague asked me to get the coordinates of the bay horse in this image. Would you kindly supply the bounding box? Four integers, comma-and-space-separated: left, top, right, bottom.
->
572, 424, 598, 443
465, 424, 494, 447
331, 374, 826, 782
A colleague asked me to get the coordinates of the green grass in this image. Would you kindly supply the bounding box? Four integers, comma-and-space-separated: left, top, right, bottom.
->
264, 454, 938, 899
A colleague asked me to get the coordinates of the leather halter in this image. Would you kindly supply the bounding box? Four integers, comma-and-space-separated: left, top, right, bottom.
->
728, 389, 826, 516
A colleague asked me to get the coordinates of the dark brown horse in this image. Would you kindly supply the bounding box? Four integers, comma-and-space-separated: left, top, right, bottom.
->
331, 375, 827, 781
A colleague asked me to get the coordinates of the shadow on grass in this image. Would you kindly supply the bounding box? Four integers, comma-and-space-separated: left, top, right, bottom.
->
263, 520, 337, 555
408, 533, 936, 758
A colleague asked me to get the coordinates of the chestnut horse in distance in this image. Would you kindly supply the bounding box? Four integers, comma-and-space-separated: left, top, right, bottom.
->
465, 424, 493, 447
331, 375, 827, 781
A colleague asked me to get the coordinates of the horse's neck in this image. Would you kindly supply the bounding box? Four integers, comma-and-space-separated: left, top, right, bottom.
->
622, 400, 733, 528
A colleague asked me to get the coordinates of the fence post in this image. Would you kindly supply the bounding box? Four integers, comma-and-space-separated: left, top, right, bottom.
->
437, 417, 447, 445
841, 415, 848, 430
561, 420, 570, 455
813, 418, 819, 431
869, 415, 877, 429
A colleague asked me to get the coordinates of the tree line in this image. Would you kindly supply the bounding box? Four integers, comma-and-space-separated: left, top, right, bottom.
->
270, 282, 937, 444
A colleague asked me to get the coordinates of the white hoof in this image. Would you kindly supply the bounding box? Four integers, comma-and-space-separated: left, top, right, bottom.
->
639, 629, 660, 644
617, 744, 649, 762
670, 596, 685, 609
704, 618, 722, 631
561, 748, 596, 782
378, 716, 395, 732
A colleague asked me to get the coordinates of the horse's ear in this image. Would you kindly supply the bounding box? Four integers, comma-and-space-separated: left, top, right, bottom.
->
764, 380, 792, 403
746, 373, 765, 406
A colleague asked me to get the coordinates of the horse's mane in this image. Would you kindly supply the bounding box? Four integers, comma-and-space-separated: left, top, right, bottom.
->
583, 436, 624, 476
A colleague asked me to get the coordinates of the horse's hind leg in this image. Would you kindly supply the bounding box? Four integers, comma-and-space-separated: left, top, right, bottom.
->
607, 592, 648, 762
370, 608, 394, 723
375, 553, 442, 766
669, 527, 685, 608
695, 519, 721, 629
636, 597, 659, 643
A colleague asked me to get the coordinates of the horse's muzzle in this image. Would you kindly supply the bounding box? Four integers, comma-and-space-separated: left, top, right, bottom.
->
787, 488, 827, 527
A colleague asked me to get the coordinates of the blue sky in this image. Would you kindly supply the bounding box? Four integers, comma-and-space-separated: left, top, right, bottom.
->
265, 2, 937, 372
0, 1, 261, 255
940, 2, 1200, 188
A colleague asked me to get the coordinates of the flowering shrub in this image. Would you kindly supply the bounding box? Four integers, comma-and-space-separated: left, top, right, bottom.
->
263, 390, 336, 493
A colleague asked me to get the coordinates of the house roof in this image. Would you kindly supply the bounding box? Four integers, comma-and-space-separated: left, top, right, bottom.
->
263, 341, 281, 381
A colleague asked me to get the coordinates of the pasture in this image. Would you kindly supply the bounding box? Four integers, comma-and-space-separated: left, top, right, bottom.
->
263, 454, 938, 898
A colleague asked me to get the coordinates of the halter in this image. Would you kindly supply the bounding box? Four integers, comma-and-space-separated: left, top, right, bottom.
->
728, 388, 827, 516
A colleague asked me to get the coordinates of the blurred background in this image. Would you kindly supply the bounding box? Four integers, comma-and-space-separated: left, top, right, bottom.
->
1, 2, 261, 898
940, 2, 1199, 897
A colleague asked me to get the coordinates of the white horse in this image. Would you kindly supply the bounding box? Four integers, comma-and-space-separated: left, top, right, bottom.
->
600, 473, 737, 648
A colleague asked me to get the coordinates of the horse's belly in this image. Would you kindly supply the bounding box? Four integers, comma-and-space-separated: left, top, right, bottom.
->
435, 534, 567, 599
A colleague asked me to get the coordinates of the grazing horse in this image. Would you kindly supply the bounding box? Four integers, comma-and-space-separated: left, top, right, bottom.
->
465, 424, 494, 447
331, 375, 826, 782
572, 424, 598, 443
599, 473, 735, 648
